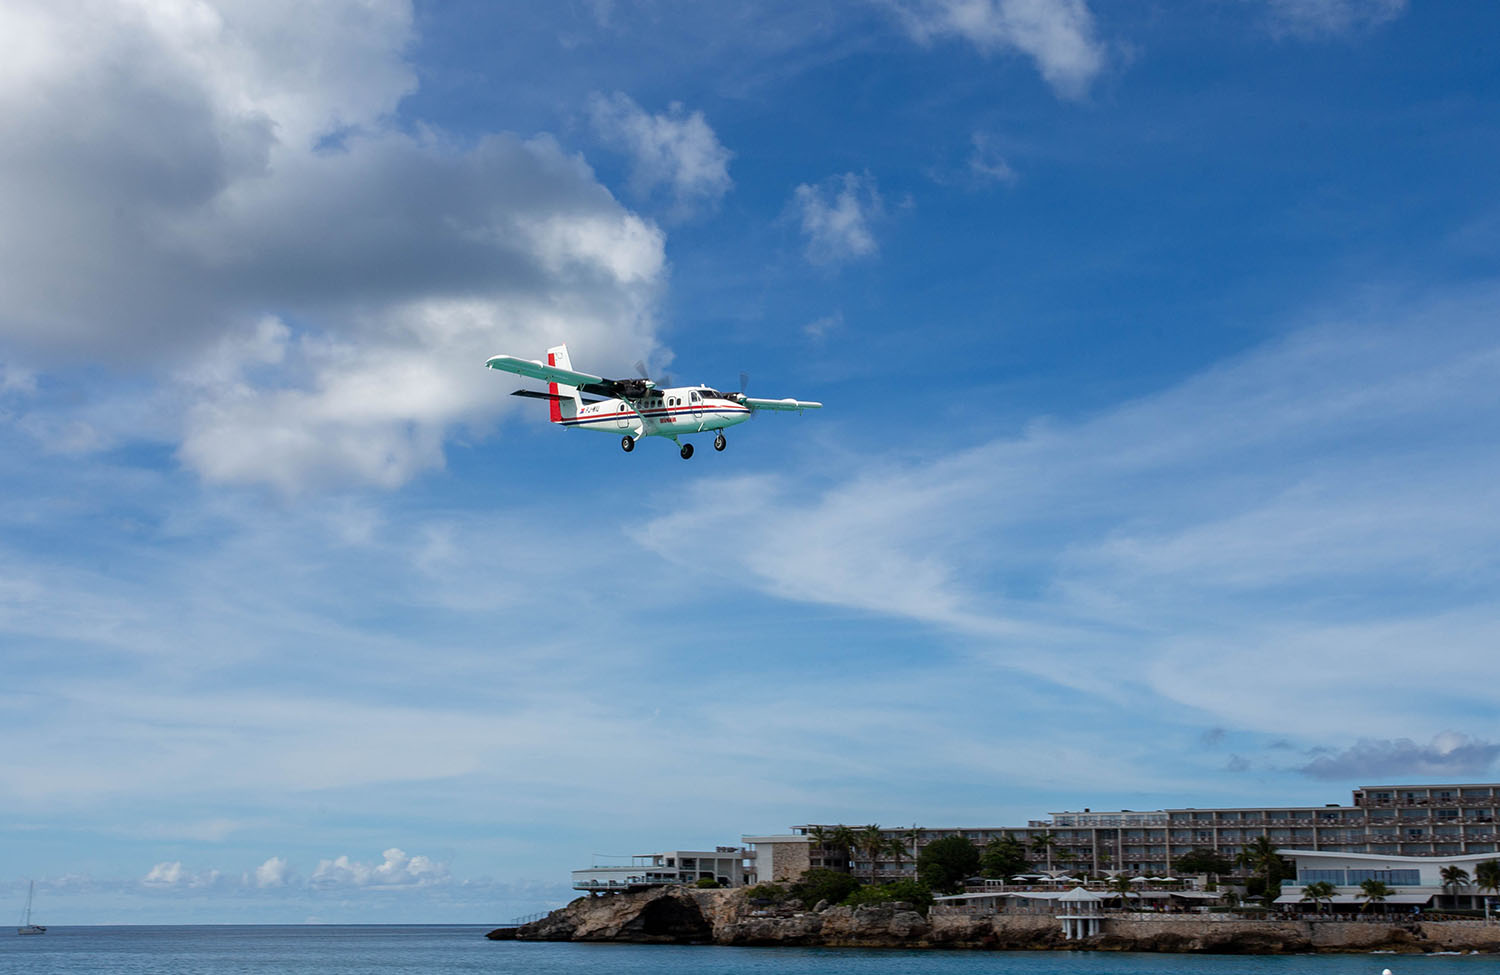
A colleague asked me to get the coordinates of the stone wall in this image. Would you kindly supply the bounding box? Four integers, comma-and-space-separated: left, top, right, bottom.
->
768, 843, 810, 883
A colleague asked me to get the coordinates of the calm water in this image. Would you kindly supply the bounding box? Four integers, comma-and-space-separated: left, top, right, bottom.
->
0, 926, 1490, 975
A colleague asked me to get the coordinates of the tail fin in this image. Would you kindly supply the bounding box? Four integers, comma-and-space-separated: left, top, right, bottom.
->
546, 344, 581, 422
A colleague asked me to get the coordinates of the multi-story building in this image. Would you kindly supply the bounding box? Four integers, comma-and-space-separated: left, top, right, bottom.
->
572, 846, 751, 892
795, 782, 1500, 881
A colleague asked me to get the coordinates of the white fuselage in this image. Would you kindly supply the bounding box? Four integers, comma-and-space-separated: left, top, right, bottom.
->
559, 387, 751, 441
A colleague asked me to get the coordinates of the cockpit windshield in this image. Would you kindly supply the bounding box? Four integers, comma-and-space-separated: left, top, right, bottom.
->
698, 388, 722, 400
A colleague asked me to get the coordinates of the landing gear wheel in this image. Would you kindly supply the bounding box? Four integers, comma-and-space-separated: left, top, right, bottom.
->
680, 442, 694, 459
621, 436, 635, 453
714, 433, 727, 452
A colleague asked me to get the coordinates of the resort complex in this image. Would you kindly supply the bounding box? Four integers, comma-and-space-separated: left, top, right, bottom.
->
796, 781, 1500, 882
571, 781, 1500, 915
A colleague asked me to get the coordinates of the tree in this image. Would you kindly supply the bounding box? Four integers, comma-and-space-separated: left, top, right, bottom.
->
1028, 831, 1057, 874
1235, 836, 1291, 903
1358, 878, 1392, 913
807, 826, 831, 868
1107, 874, 1136, 910
843, 878, 935, 912
857, 824, 887, 885
884, 834, 913, 881
1301, 880, 1336, 914
980, 834, 1030, 881
790, 868, 860, 907
1173, 848, 1233, 878
809, 824, 857, 873
1474, 859, 1500, 895
917, 834, 980, 894
1441, 866, 1470, 899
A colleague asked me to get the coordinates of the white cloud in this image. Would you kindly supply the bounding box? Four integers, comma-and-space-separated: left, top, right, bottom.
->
0, 0, 668, 491
803, 311, 844, 340
792, 172, 883, 265
588, 91, 733, 216
968, 131, 1018, 185
254, 856, 291, 888
312, 848, 449, 888
0, 363, 35, 395
1263, 0, 1407, 37
144, 861, 222, 888
891, 0, 1107, 100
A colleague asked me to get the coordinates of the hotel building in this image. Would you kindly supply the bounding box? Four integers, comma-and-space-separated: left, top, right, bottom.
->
797, 782, 1500, 880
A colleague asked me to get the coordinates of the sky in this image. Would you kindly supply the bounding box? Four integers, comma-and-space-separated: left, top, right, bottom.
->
3, 0, 1500, 925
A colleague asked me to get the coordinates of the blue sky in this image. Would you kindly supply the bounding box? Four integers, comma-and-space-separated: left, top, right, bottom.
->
4, 0, 1500, 924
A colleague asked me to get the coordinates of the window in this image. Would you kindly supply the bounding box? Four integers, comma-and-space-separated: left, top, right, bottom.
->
1347, 869, 1419, 886
1298, 869, 1345, 885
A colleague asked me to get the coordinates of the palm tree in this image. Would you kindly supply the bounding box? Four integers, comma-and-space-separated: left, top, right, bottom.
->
1029, 831, 1057, 875
807, 826, 830, 869
1301, 880, 1336, 914
1475, 859, 1500, 895
1107, 874, 1136, 910
829, 825, 859, 874
902, 825, 923, 866
857, 824, 886, 885
884, 835, 912, 881
1235, 836, 1283, 903
1358, 878, 1392, 913
1440, 865, 1470, 904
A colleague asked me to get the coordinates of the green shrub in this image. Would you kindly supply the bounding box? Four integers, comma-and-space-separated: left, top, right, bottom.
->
843, 878, 934, 912
743, 883, 787, 903
790, 868, 862, 906
694, 877, 721, 888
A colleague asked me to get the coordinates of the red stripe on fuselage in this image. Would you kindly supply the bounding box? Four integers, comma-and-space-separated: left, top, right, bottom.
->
547, 351, 561, 423
560, 404, 748, 428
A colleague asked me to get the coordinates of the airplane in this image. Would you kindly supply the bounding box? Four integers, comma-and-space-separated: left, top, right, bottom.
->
486, 344, 821, 458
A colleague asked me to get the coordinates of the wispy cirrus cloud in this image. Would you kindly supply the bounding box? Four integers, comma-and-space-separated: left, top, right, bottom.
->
634, 286, 1500, 743
1262, 0, 1407, 38
890, 0, 1108, 99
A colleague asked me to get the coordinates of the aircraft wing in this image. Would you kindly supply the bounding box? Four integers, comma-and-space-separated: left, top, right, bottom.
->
486, 355, 605, 389
486, 354, 653, 399
743, 397, 823, 412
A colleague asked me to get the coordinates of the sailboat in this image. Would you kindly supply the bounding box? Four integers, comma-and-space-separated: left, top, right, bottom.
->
18, 880, 44, 935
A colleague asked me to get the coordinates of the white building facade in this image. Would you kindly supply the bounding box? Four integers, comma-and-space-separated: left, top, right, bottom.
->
1274, 848, 1499, 911
572, 847, 751, 892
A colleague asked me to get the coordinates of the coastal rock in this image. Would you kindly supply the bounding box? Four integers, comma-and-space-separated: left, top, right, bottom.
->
816, 904, 930, 946
490, 888, 1500, 953
507, 888, 714, 943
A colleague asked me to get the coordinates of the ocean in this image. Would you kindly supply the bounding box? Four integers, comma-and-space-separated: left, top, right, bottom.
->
0, 926, 1490, 975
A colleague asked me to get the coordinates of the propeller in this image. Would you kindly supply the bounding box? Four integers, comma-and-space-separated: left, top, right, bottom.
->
632, 359, 673, 389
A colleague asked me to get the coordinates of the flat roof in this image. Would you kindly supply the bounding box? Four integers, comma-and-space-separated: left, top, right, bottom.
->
1276, 848, 1498, 864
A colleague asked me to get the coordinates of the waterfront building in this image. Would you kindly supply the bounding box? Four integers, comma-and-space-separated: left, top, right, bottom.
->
572, 846, 751, 892
795, 782, 1500, 880
741, 834, 811, 884
1273, 848, 1499, 912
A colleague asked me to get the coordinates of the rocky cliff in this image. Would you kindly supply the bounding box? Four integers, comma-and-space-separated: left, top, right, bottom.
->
487, 888, 1500, 953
